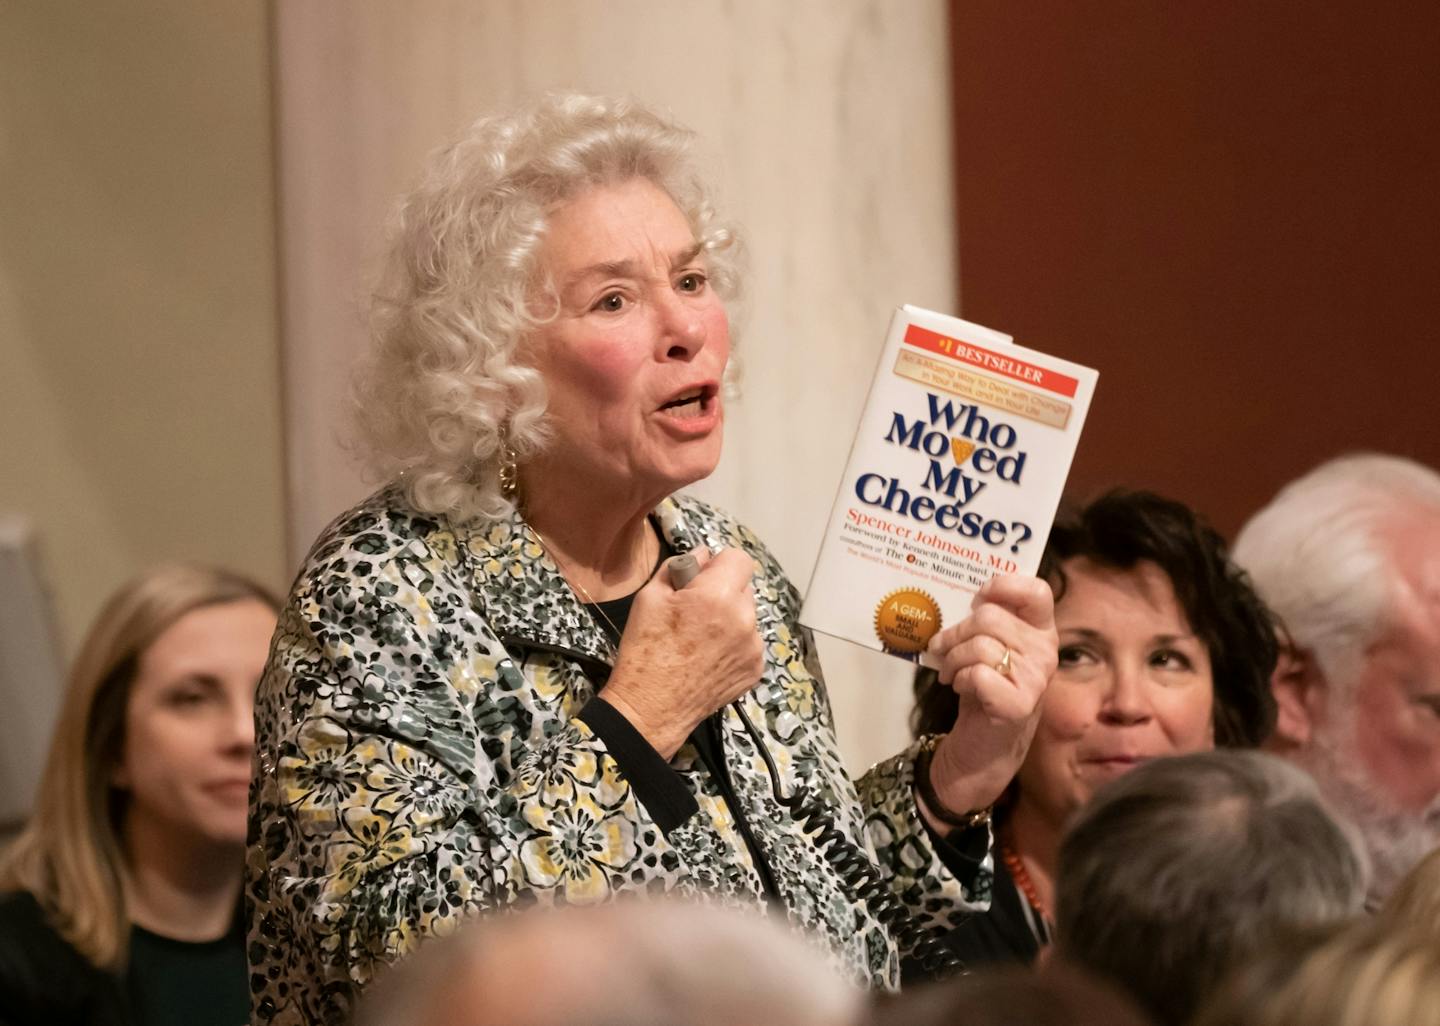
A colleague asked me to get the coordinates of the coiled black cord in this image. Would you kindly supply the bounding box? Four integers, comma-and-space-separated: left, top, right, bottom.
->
731, 701, 965, 981
665, 551, 963, 980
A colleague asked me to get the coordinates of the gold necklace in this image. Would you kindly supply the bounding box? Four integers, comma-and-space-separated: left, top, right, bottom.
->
526, 521, 656, 642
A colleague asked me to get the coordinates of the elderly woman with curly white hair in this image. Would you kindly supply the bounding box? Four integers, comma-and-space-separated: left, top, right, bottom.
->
247, 93, 1059, 1026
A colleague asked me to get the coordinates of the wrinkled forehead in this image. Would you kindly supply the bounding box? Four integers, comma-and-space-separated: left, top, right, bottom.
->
534, 177, 699, 284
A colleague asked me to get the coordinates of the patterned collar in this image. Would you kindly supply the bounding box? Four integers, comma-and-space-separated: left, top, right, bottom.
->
452, 495, 702, 665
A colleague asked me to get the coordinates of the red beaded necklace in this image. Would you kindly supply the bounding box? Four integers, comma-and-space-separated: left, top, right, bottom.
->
1000, 823, 1050, 921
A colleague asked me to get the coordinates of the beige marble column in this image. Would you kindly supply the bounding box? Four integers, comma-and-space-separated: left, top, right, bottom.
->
0, 0, 285, 649
273, 0, 956, 770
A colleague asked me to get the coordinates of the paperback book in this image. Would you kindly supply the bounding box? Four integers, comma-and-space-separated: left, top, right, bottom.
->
801, 305, 1098, 665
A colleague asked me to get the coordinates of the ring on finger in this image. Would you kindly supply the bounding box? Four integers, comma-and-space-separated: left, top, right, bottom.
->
994, 645, 1013, 679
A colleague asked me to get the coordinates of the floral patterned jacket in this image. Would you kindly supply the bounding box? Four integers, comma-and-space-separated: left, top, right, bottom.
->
247, 486, 991, 1025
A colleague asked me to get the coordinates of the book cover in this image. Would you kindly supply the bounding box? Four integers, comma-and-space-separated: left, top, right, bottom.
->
801, 305, 1098, 665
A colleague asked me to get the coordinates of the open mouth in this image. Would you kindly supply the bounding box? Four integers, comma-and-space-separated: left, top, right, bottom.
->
659, 386, 715, 420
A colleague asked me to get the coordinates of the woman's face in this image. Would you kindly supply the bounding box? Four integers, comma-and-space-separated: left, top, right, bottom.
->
523, 177, 730, 508
1016, 558, 1216, 826
114, 598, 274, 850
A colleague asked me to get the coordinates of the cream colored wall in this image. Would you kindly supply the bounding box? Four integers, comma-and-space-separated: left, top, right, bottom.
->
275, 0, 956, 771
0, 1, 287, 657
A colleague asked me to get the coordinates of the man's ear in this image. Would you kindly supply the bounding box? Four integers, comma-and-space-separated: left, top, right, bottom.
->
1267, 645, 1329, 751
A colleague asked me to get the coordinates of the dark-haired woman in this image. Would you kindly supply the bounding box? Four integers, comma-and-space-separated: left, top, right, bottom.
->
913, 490, 1278, 970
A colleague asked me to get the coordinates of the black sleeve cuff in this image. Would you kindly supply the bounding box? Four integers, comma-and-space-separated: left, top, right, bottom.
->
578, 697, 699, 834
922, 809, 990, 890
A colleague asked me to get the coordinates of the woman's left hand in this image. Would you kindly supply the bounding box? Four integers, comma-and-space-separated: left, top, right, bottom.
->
921, 574, 1058, 829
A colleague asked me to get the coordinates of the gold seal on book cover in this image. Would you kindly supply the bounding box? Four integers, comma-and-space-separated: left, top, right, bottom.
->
874, 588, 942, 654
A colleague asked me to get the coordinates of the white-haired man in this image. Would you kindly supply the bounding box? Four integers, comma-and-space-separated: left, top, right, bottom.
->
1233, 452, 1440, 903
353, 900, 862, 1026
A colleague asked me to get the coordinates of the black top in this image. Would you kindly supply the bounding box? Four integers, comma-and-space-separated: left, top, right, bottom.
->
936, 823, 1049, 968
0, 890, 247, 1026
127, 916, 248, 1026
0, 890, 126, 1026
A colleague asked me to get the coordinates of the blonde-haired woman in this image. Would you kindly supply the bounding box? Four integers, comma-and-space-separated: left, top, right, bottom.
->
0, 564, 276, 1026
1377, 847, 1440, 942
1195, 923, 1440, 1026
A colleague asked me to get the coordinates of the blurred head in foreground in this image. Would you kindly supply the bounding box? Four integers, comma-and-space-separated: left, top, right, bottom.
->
355, 899, 863, 1026
1055, 750, 1369, 1026
867, 963, 1152, 1026
1376, 845, 1440, 943
1233, 452, 1440, 903
1194, 922, 1440, 1026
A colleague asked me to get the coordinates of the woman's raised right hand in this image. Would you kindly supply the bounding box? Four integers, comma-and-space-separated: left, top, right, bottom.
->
598, 547, 766, 759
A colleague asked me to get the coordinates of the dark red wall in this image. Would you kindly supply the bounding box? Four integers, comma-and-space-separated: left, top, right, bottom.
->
949, 3, 1440, 537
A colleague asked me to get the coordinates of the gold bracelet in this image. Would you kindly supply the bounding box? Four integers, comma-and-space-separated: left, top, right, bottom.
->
915, 735, 994, 830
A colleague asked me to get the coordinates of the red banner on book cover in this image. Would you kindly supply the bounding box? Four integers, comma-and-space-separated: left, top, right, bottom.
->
904, 324, 1079, 398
